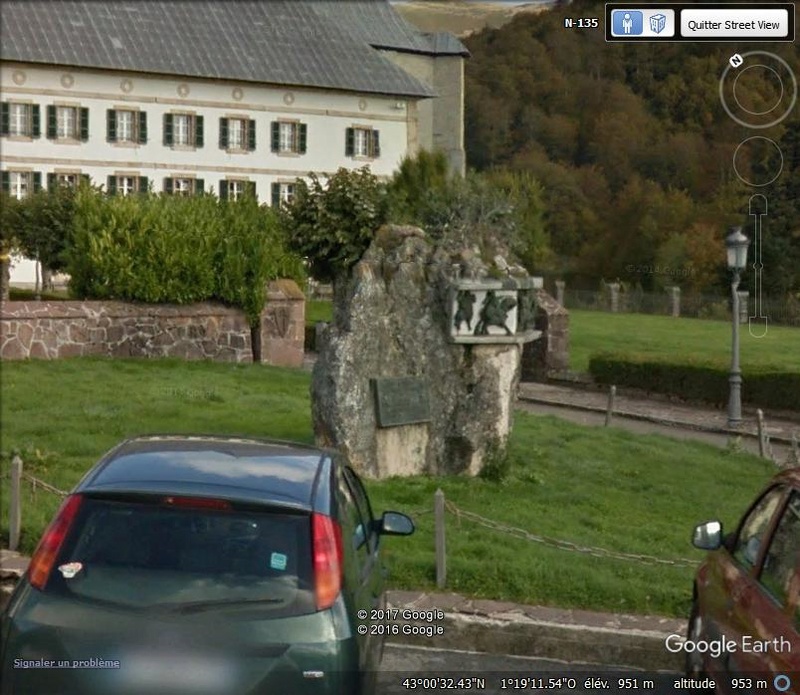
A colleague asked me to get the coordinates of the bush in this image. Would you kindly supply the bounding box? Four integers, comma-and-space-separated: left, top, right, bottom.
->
3, 186, 76, 273
67, 188, 305, 325
589, 351, 800, 412
281, 167, 389, 283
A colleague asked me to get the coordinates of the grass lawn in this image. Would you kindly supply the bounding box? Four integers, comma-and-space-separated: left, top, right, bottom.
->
566, 309, 800, 374
0, 358, 777, 618
306, 299, 333, 325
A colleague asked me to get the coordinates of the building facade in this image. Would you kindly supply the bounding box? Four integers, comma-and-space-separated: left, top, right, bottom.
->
0, 0, 468, 284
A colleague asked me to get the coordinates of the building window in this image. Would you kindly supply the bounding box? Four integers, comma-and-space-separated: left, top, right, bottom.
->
270, 121, 307, 154
163, 177, 204, 196
1, 102, 40, 138
271, 182, 295, 207
345, 127, 380, 158
219, 117, 255, 151
1, 171, 41, 199
219, 179, 256, 201
107, 109, 147, 144
107, 175, 148, 195
46, 105, 89, 141
164, 113, 203, 148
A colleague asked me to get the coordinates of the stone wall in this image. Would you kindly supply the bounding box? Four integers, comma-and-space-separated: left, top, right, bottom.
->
521, 290, 570, 381
0, 280, 304, 366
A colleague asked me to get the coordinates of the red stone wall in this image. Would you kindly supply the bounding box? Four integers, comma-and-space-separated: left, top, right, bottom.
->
0, 281, 305, 367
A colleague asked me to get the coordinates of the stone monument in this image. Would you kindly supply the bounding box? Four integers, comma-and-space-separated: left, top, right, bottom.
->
312, 225, 542, 478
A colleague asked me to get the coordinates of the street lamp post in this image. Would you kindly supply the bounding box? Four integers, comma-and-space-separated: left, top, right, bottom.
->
725, 226, 750, 429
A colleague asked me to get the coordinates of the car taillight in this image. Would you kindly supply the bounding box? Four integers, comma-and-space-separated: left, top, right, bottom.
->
28, 494, 83, 590
162, 496, 231, 511
312, 513, 343, 611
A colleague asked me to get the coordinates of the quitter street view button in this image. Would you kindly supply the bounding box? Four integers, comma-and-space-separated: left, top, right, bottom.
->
681, 9, 790, 38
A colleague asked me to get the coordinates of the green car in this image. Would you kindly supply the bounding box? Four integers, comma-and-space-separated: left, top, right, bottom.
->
0, 436, 415, 695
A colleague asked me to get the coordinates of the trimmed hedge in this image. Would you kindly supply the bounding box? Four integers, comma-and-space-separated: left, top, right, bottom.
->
589, 352, 800, 412
67, 187, 305, 325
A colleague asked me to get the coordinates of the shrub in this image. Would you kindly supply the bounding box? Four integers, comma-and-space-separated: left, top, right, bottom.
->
281, 167, 389, 283
67, 188, 305, 325
589, 351, 800, 412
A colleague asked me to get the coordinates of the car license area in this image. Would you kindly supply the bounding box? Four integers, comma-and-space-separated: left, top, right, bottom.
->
123, 649, 235, 693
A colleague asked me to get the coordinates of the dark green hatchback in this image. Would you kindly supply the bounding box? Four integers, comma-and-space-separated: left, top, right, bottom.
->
0, 436, 414, 695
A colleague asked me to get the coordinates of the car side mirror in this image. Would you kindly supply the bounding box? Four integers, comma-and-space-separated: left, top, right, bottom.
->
379, 511, 415, 536
692, 520, 723, 550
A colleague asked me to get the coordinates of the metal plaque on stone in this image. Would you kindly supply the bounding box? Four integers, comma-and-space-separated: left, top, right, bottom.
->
372, 377, 431, 427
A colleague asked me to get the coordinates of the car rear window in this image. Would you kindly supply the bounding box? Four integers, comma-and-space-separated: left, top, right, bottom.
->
49, 497, 315, 617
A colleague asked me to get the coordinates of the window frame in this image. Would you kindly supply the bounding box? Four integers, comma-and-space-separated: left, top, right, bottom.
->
270, 120, 307, 155
758, 490, 800, 611
46, 104, 88, 142
7, 170, 38, 199
731, 485, 786, 574
343, 467, 378, 553
270, 181, 296, 207
164, 112, 203, 149
163, 176, 204, 196
7, 102, 36, 138
345, 126, 380, 159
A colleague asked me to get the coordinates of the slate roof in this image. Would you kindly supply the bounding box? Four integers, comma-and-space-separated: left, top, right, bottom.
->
0, 0, 442, 97
306, 1, 469, 56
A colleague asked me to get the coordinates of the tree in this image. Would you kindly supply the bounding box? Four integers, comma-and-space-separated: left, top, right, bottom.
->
280, 167, 389, 283
15, 185, 77, 290
0, 192, 22, 300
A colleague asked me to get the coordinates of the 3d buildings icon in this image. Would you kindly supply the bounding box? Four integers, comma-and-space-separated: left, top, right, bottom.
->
649, 13, 667, 33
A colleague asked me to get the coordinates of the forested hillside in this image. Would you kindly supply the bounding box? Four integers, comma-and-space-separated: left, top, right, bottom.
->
464, 2, 799, 296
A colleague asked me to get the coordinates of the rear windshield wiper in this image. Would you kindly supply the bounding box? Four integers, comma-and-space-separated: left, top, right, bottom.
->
158, 598, 285, 614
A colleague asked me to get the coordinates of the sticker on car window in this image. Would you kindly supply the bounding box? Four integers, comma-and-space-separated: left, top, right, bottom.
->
270, 552, 287, 571
58, 562, 83, 579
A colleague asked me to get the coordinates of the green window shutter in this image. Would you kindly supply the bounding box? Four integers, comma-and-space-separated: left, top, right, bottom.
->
219, 118, 228, 149
194, 178, 204, 194
246, 181, 256, 199
219, 179, 228, 200
299, 123, 307, 154
271, 183, 280, 207
32, 172, 42, 191
194, 115, 204, 147
47, 173, 57, 190
0, 103, 9, 136
345, 127, 354, 156
80, 108, 89, 141
271, 122, 280, 152
138, 176, 148, 193
1, 171, 9, 192
138, 111, 147, 144
371, 129, 380, 157
107, 176, 117, 195
163, 114, 173, 146
47, 105, 57, 138
248, 119, 256, 151
163, 177, 173, 194
107, 109, 117, 142
32, 105, 41, 138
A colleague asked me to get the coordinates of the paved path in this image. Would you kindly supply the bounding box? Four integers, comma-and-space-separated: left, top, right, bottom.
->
518, 382, 800, 463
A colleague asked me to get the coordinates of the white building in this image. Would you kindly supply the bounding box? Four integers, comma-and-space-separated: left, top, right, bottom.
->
0, 0, 468, 285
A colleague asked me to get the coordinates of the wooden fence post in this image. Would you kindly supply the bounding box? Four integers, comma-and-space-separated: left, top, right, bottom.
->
434, 489, 446, 589
605, 385, 616, 427
9, 455, 22, 552
757, 409, 767, 458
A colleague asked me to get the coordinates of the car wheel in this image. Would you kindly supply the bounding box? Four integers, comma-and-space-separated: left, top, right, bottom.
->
685, 599, 706, 678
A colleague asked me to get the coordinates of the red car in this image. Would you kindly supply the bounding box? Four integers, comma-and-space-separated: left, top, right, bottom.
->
687, 467, 800, 693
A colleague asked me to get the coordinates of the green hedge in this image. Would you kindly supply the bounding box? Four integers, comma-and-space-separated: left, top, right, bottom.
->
589, 352, 800, 412
67, 188, 305, 325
